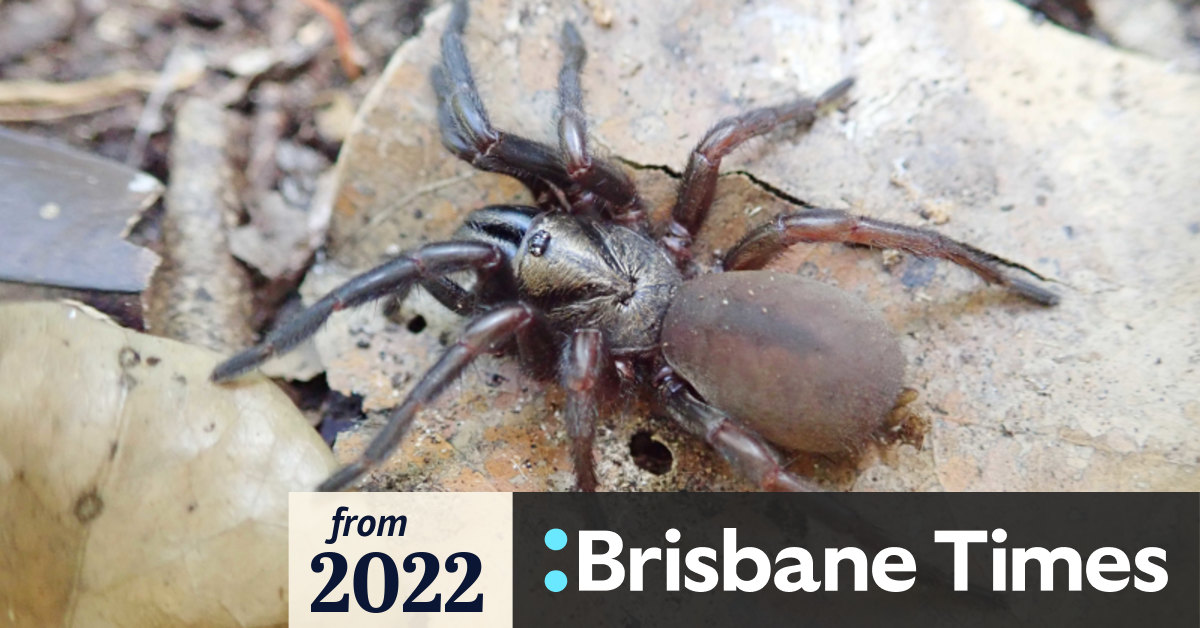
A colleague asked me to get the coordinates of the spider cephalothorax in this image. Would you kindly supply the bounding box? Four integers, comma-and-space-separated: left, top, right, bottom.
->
212, 0, 1057, 492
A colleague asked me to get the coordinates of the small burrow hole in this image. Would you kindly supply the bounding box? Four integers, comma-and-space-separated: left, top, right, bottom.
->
407, 315, 427, 334
630, 431, 673, 475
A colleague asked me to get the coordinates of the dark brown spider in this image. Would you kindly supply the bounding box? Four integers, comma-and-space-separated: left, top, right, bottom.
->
211, 0, 1057, 492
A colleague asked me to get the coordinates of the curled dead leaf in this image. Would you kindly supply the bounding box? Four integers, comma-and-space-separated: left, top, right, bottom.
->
0, 301, 336, 627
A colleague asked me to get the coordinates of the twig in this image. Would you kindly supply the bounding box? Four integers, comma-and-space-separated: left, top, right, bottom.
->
0, 96, 132, 122
246, 83, 287, 206
0, 69, 200, 106
127, 46, 204, 168
144, 98, 253, 353
298, 0, 362, 80
0, 64, 203, 123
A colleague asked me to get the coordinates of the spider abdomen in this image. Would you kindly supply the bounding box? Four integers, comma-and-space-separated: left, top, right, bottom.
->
661, 271, 905, 453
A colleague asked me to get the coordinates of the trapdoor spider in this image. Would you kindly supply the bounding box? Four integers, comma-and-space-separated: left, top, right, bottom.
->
212, 0, 1058, 492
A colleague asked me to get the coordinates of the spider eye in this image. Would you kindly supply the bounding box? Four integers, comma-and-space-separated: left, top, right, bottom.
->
528, 230, 551, 257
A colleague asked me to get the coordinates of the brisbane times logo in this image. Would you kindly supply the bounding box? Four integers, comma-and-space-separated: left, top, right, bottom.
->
539, 527, 1168, 594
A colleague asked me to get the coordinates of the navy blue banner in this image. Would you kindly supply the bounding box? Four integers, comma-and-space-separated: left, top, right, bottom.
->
514, 493, 1197, 627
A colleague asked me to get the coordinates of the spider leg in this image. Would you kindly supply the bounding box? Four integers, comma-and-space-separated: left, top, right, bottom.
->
387, 203, 542, 320
656, 370, 822, 492
515, 310, 558, 382
662, 79, 854, 262
561, 329, 612, 492
433, 0, 573, 207
381, 276, 480, 331
210, 241, 503, 382
723, 208, 1059, 305
420, 277, 480, 316
556, 22, 643, 224
319, 304, 536, 491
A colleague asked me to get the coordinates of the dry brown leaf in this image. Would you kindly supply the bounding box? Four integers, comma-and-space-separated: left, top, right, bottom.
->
228, 149, 335, 283
0, 301, 336, 627
306, 0, 1199, 492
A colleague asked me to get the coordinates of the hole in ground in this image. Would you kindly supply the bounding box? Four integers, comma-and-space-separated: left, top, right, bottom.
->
630, 431, 673, 475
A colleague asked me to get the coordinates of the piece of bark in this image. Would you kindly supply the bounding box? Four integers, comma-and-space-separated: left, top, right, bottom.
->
0, 127, 162, 292
308, 0, 1199, 492
144, 98, 252, 353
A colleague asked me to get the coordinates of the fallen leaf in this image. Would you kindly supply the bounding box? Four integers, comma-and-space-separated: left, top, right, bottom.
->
229, 149, 334, 282
0, 301, 336, 626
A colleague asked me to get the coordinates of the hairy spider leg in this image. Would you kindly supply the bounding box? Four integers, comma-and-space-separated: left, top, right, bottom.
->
561, 329, 613, 492
391, 204, 542, 319
381, 275, 478, 336
723, 208, 1059, 305
433, 0, 574, 208
209, 241, 504, 383
662, 78, 854, 263
319, 304, 537, 491
656, 370, 822, 492
402, 277, 479, 317
556, 22, 644, 224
